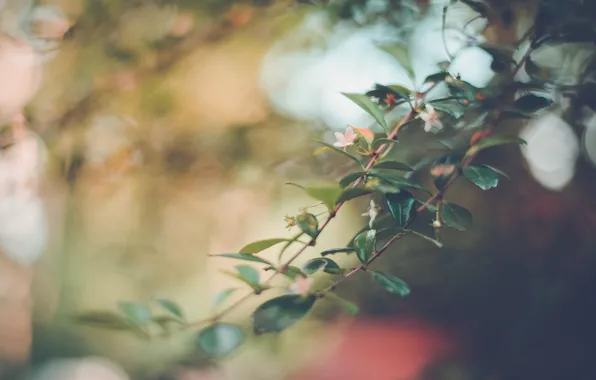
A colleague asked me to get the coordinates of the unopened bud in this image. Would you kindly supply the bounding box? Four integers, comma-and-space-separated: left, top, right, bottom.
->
432, 219, 442, 228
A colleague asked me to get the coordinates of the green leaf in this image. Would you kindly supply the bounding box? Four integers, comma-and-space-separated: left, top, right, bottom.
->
387, 84, 414, 98
197, 323, 244, 358
212, 253, 272, 265
429, 100, 466, 119
369, 169, 429, 193
353, 229, 376, 264
213, 288, 238, 307
155, 299, 184, 320
312, 139, 365, 167
239, 239, 291, 254
377, 44, 414, 79
324, 292, 359, 315
152, 315, 185, 329
342, 93, 389, 134
373, 160, 414, 171
462, 165, 500, 190
223, 265, 262, 291
369, 270, 410, 297
297, 213, 319, 239
336, 187, 374, 204
386, 190, 417, 228
408, 230, 444, 248
441, 202, 473, 231
118, 302, 151, 325
467, 135, 526, 156
371, 138, 398, 150
305, 184, 344, 211
321, 247, 355, 256
265, 265, 306, 280
278, 233, 305, 260
339, 171, 366, 188
303, 257, 341, 275
423, 72, 450, 85
252, 295, 316, 334
73, 311, 132, 330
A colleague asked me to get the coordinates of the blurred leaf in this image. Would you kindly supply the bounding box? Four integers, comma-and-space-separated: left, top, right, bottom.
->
512, 94, 552, 114
118, 302, 151, 325
336, 187, 374, 203
155, 299, 184, 320
325, 292, 359, 315
313, 139, 365, 167
459, 0, 490, 16
388, 84, 414, 98
424, 72, 450, 85
373, 160, 414, 171
152, 315, 185, 328
408, 230, 444, 248
369, 169, 429, 192
462, 165, 500, 190
467, 134, 526, 156
386, 190, 417, 228
265, 265, 306, 280
197, 323, 244, 358
73, 311, 131, 330
321, 247, 355, 256
303, 257, 341, 275
430, 100, 466, 119
371, 138, 398, 150
479, 44, 516, 71
240, 239, 291, 254
370, 270, 410, 297
441, 202, 473, 231
342, 93, 389, 134
223, 265, 262, 291
339, 171, 366, 188
305, 184, 344, 211
297, 213, 319, 239
212, 253, 272, 265
377, 45, 414, 79
213, 288, 238, 307
252, 295, 316, 334
353, 229, 376, 264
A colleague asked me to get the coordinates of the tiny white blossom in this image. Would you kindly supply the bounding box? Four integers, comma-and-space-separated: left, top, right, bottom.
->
432, 219, 442, 228
361, 200, 380, 229
420, 104, 443, 132
333, 126, 357, 148
289, 275, 313, 296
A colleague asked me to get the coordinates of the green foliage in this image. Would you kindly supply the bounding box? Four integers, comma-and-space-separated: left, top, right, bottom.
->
463, 165, 508, 190
239, 239, 293, 254
197, 323, 244, 358
467, 134, 527, 156
337, 187, 374, 203
303, 257, 341, 275
377, 44, 414, 80
155, 299, 185, 321
386, 190, 417, 228
213, 253, 272, 265
304, 184, 344, 211
73, 311, 132, 330
353, 229, 377, 264
373, 160, 414, 171
297, 213, 319, 239
369, 271, 410, 297
213, 288, 238, 307
224, 265, 264, 292
252, 295, 317, 334
118, 302, 152, 325
324, 292, 359, 315
313, 139, 365, 167
342, 93, 389, 134
321, 247, 355, 256
441, 202, 473, 231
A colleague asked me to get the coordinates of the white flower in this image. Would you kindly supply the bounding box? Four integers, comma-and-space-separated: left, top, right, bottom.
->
289, 275, 313, 297
333, 126, 357, 148
420, 104, 443, 132
362, 200, 380, 229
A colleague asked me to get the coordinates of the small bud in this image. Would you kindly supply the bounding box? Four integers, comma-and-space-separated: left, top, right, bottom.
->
432, 219, 442, 228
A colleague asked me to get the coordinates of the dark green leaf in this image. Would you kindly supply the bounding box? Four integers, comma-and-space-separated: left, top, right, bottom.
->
212, 253, 272, 265
430, 100, 466, 119
252, 295, 316, 334
321, 247, 355, 256
336, 187, 374, 204
373, 160, 414, 171
388, 84, 414, 98
297, 213, 319, 239
513, 94, 552, 114
305, 184, 344, 211
342, 93, 389, 134
155, 299, 184, 320
313, 139, 365, 167
377, 45, 414, 79
441, 202, 473, 231
462, 165, 500, 190
239, 239, 291, 254
197, 323, 244, 358
353, 229, 376, 264
223, 265, 262, 290
424, 72, 450, 85
213, 288, 238, 307
265, 265, 306, 280
73, 311, 132, 330
118, 302, 151, 325
386, 190, 417, 228
369, 270, 410, 297
339, 171, 366, 188
408, 230, 444, 248
303, 257, 341, 275
369, 169, 429, 193
371, 138, 398, 150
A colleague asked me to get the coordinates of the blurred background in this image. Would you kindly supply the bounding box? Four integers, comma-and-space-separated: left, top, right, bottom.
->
0, 0, 595, 379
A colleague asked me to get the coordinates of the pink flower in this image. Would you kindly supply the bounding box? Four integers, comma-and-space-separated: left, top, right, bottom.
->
333, 127, 357, 148
420, 104, 443, 132
289, 275, 313, 297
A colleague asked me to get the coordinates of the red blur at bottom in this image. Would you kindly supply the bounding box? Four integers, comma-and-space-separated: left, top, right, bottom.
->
293, 319, 458, 380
